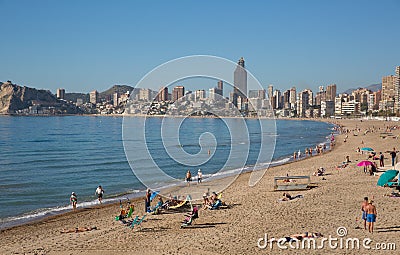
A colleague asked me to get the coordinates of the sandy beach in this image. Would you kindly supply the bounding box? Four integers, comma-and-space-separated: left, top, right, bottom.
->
1, 119, 400, 255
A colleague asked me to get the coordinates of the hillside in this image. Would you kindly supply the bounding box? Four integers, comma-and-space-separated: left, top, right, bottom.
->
0, 81, 58, 114
342, 83, 381, 94
99, 85, 136, 99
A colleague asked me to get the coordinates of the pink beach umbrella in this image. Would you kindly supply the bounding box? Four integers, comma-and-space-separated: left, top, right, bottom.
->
356, 160, 373, 167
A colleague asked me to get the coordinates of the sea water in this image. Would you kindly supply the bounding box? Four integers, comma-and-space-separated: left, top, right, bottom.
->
0, 116, 333, 228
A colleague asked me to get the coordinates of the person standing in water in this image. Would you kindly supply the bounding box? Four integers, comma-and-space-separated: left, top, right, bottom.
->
70, 192, 77, 210
197, 169, 203, 184
186, 170, 192, 186
95, 185, 104, 204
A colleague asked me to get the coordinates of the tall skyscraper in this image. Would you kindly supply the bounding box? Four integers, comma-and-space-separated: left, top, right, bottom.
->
157, 87, 169, 102
113, 92, 119, 107
172, 86, 185, 101
382, 75, 396, 108
267, 85, 274, 101
289, 87, 297, 110
217, 80, 223, 95
258, 89, 266, 100
273, 90, 281, 109
233, 57, 247, 100
56, 88, 65, 99
395, 66, 400, 112
326, 84, 337, 102
90, 90, 98, 104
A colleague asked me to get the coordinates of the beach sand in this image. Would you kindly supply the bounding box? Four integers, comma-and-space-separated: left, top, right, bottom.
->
1, 119, 400, 255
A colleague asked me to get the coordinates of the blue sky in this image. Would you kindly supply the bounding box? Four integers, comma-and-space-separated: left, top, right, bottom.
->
0, 0, 399, 93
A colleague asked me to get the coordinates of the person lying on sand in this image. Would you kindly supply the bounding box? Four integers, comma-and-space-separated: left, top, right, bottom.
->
279, 193, 304, 202
60, 226, 97, 233
283, 232, 323, 242
313, 167, 325, 176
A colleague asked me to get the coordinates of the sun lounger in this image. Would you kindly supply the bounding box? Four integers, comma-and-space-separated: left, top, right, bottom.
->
130, 215, 146, 230
168, 195, 192, 210
274, 176, 310, 191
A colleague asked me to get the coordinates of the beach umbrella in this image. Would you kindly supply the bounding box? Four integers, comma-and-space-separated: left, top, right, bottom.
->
377, 170, 399, 187
361, 147, 374, 152
356, 160, 373, 167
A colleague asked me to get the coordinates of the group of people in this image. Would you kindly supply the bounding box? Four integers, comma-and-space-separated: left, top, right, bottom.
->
202, 191, 223, 210
361, 197, 377, 233
185, 169, 203, 186
70, 185, 104, 210
293, 143, 327, 160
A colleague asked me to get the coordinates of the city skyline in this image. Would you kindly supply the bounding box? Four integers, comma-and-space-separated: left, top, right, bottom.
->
0, 1, 399, 93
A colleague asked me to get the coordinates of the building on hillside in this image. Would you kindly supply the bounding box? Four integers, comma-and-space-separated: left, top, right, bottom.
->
172, 86, 185, 101
90, 90, 99, 104
56, 88, 65, 99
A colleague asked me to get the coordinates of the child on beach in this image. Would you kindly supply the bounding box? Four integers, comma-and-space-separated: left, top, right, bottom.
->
70, 192, 77, 210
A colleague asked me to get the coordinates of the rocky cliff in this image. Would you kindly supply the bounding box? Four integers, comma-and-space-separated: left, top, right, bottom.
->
0, 81, 58, 114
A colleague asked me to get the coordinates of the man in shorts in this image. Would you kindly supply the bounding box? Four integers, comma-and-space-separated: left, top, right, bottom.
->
361, 197, 368, 230
366, 200, 377, 233
95, 185, 104, 204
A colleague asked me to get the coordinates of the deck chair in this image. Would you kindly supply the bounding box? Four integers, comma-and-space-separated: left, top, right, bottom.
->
127, 215, 140, 227
181, 206, 199, 228
169, 195, 192, 210
131, 215, 146, 230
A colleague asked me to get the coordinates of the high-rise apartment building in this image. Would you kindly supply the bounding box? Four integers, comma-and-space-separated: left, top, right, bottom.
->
258, 89, 266, 100
172, 86, 185, 101
90, 90, 99, 104
326, 84, 337, 102
283, 90, 290, 109
289, 87, 296, 110
157, 87, 168, 102
233, 57, 247, 100
217, 80, 223, 95
56, 88, 65, 99
138, 88, 151, 101
395, 66, 400, 112
382, 75, 396, 110
195, 90, 206, 101
268, 85, 274, 102
273, 90, 282, 109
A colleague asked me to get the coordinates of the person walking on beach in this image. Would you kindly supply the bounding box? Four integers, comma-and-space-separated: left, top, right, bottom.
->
361, 197, 368, 230
365, 200, 377, 233
390, 148, 397, 166
145, 188, 151, 212
95, 185, 104, 204
186, 170, 192, 186
197, 169, 202, 184
379, 152, 384, 167
70, 192, 77, 210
